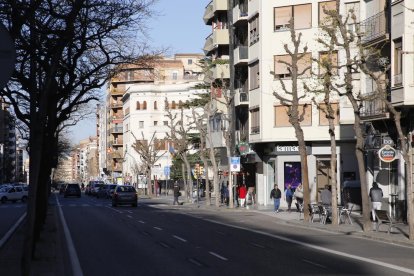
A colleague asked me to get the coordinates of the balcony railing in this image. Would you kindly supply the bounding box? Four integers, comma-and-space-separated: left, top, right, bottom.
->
360, 11, 389, 44
238, 46, 248, 60
110, 126, 123, 133
393, 74, 402, 87
360, 93, 388, 118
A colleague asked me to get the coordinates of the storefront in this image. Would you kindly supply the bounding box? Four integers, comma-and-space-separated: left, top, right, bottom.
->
258, 142, 358, 207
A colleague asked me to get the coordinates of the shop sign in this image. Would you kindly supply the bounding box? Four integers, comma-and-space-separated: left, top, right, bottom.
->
378, 145, 397, 162
230, 157, 240, 172
273, 145, 311, 155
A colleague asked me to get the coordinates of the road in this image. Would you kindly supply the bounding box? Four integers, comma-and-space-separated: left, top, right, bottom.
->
55, 194, 414, 276
0, 201, 26, 243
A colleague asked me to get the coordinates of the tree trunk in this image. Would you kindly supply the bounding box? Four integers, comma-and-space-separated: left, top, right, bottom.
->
200, 155, 210, 205
182, 154, 192, 202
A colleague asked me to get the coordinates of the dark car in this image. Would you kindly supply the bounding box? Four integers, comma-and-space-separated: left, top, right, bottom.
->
112, 185, 137, 207
64, 183, 81, 198
96, 185, 110, 199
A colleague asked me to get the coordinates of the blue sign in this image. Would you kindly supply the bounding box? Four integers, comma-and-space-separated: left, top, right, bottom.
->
164, 166, 170, 176
230, 157, 240, 172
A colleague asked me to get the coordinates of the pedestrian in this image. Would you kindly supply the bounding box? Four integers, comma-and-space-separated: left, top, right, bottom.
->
220, 183, 225, 204
238, 184, 247, 207
270, 184, 281, 213
173, 181, 180, 205
320, 185, 332, 206
294, 183, 304, 206
223, 183, 229, 206
285, 184, 294, 212
369, 182, 383, 221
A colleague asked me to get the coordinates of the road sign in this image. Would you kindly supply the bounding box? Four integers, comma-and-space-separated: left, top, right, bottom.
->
164, 166, 170, 176
230, 157, 240, 172
0, 24, 15, 90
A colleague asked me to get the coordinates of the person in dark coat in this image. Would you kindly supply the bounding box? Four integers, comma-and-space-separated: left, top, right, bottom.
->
173, 182, 180, 205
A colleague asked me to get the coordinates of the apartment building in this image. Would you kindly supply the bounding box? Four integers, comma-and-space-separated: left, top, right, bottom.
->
122, 55, 204, 185
74, 137, 99, 184
359, 0, 414, 220
204, 0, 364, 207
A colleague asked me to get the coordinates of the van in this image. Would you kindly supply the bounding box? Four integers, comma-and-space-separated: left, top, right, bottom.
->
342, 180, 361, 211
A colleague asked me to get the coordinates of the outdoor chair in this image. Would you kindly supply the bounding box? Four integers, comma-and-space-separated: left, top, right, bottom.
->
338, 205, 353, 224
374, 209, 404, 234
308, 204, 319, 223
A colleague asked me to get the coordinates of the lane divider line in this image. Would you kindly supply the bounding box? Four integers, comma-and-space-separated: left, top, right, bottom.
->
138, 220, 146, 224
105, 206, 123, 214
55, 194, 84, 276
209, 251, 228, 261
153, 227, 162, 231
0, 212, 26, 249
173, 235, 187, 242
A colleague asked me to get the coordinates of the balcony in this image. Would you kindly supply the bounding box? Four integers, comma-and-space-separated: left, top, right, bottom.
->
109, 139, 123, 147
360, 11, 389, 46
110, 87, 123, 95
110, 126, 123, 133
110, 101, 122, 109
203, 29, 229, 54
360, 93, 389, 120
203, 0, 229, 25
110, 150, 123, 159
233, 0, 248, 24
234, 45, 248, 65
392, 74, 402, 87
212, 63, 230, 79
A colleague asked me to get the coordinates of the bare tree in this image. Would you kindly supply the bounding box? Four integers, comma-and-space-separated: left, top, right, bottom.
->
1, 1, 160, 272
272, 19, 312, 221
131, 132, 165, 197
165, 104, 194, 201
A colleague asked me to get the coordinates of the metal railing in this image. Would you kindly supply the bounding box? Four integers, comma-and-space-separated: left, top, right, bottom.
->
360, 11, 388, 44
240, 92, 248, 102
360, 92, 388, 118
393, 74, 402, 87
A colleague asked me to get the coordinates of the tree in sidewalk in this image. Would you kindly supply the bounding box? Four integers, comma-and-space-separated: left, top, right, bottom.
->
357, 40, 414, 240
0, 1, 159, 272
130, 132, 165, 197
272, 18, 312, 221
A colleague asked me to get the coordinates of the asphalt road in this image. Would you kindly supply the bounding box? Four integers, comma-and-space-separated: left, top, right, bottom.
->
0, 201, 26, 239
58, 194, 414, 276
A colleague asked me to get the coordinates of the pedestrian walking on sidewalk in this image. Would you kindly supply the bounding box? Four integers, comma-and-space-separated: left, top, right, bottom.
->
369, 182, 383, 221
173, 182, 181, 205
238, 184, 247, 207
285, 184, 294, 212
270, 184, 281, 212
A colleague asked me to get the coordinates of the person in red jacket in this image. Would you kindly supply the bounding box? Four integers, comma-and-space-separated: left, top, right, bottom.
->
239, 184, 247, 207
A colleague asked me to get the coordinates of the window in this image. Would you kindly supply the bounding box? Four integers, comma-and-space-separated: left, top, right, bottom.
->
171, 101, 176, 109
274, 4, 312, 31
393, 39, 403, 86
345, 2, 360, 32
249, 61, 260, 90
163, 121, 168, 126
136, 101, 140, 110
318, 103, 339, 125
274, 105, 312, 127
249, 15, 259, 45
154, 139, 166, 151
139, 121, 144, 128
172, 72, 178, 80
250, 108, 260, 134
274, 54, 312, 78
319, 1, 336, 26
154, 121, 158, 126
319, 51, 338, 76
179, 100, 183, 109
188, 59, 193, 65
142, 101, 147, 110
154, 101, 158, 110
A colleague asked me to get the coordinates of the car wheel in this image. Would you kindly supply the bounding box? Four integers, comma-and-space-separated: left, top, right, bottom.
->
1, 197, 7, 204
21, 196, 28, 203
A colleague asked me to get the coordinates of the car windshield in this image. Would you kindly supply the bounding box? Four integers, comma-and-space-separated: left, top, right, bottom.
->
117, 186, 136, 192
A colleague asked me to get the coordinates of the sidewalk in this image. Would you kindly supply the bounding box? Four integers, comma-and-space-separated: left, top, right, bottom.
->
156, 195, 414, 248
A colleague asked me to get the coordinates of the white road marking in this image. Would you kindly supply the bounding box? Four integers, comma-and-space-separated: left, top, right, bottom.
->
0, 212, 26, 248
173, 235, 187, 242
55, 195, 84, 276
126, 211, 133, 214
188, 258, 203, 267
302, 259, 327, 269
138, 220, 146, 224
105, 206, 123, 214
153, 226, 163, 231
249, 242, 265, 248
127, 215, 133, 218
203, 218, 414, 275
209, 251, 228, 261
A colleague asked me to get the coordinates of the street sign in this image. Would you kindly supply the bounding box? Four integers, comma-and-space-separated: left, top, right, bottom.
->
164, 166, 170, 176
0, 24, 15, 90
230, 157, 240, 172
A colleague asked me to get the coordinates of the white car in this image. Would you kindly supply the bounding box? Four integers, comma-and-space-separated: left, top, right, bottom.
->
0, 186, 28, 203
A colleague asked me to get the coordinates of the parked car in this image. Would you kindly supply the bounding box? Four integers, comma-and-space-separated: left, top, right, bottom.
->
112, 185, 137, 207
64, 183, 81, 198
0, 186, 28, 203
88, 181, 104, 196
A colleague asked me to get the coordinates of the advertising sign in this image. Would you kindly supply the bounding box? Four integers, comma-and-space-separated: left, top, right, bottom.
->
378, 145, 397, 163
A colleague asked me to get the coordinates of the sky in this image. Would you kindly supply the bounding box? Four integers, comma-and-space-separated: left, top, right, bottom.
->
68, 0, 210, 144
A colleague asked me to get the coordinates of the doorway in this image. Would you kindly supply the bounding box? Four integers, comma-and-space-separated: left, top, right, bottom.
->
316, 158, 332, 203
